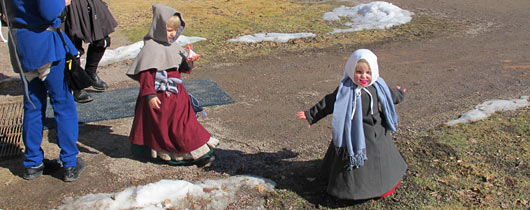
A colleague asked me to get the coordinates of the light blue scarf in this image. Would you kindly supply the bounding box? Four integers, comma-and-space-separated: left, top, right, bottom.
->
331, 49, 399, 170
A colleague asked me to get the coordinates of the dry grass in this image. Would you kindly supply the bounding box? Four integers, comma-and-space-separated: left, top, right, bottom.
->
393, 108, 530, 209
106, 0, 335, 43
105, 0, 465, 66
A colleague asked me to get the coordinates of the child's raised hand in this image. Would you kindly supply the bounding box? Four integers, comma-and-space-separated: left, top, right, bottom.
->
186, 56, 199, 62
149, 97, 161, 110
186, 44, 200, 62
297, 111, 311, 128
396, 85, 407, 92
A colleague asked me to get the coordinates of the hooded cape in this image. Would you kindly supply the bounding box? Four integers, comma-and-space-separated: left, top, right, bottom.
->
126, 4, 187, 79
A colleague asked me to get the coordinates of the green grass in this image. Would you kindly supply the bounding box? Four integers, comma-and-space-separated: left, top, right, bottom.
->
265, 108, 530, 209
404, 108, 530, 209
433, 109, 529, 208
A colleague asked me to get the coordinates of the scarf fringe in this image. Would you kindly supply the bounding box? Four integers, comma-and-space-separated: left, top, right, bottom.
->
336, 147, 367, 171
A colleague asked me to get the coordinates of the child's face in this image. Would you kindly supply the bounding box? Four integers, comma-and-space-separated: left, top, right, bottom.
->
353, 62, 372, 87
166, 25, 178, 42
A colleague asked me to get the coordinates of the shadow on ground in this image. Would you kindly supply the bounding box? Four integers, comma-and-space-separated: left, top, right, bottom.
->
205, 148, 379, 208
0, 80, 22, 96
67, 123, 131, 159
3, 123, 132, 171
0, 123, 131, 179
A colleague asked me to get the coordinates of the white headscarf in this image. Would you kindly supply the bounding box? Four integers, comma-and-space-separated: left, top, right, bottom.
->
343, 49, 379, 87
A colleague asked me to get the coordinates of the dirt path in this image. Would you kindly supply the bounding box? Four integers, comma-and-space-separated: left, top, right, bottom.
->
1, 0, 529, 209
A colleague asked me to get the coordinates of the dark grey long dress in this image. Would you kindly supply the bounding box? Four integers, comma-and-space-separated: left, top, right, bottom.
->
304, 85, 407, 200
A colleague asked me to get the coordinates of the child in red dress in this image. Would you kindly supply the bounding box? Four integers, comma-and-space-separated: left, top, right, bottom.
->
126, 4, 217, 166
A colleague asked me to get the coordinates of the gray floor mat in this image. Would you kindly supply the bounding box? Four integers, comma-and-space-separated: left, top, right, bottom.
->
45, 79, 234, 129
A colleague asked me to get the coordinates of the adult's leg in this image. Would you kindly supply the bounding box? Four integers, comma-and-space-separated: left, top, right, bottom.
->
85, 37, 110, 90
45, 59, 80, 168
70, 36, 93, 102
22, 74, 48, 168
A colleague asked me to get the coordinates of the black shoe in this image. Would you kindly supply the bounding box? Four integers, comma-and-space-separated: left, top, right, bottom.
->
64, 157, 86, 182
73, 89, 93, 103
23, 163, 45, 180
91, 75, 108, 91
195, 155, 215, 168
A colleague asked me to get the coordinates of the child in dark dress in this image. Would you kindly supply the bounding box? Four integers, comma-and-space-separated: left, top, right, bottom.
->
126, 4, 217, 167
297, 49, 407, 200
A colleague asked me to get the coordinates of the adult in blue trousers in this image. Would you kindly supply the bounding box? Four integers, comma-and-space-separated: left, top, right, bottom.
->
3, 0, 86, 182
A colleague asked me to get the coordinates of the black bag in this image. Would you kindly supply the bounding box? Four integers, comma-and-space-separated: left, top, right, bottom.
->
58, 29, 93, 91
64, 52, 93, 90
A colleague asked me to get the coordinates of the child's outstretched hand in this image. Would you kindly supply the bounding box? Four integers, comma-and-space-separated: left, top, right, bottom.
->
297, 111, 311, 128
396, 85, 407, 92
149, 97, 161, 110
186, 44, 200, 62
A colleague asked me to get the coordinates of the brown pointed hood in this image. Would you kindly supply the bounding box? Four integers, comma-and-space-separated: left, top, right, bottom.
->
126, 4, 187, 78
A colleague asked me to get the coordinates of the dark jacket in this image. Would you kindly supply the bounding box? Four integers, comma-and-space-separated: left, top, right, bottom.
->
64, 0, 117, 43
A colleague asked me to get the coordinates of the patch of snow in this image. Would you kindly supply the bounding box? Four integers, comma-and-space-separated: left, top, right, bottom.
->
228, 32, 316, 43
97, 35, 206, 67
446, 96, 530, 126
57, 175, 276, 210
176, 35, 208, 48
1, 20, 8, 42
97, 41, 143, 67
323, 1, 413, 34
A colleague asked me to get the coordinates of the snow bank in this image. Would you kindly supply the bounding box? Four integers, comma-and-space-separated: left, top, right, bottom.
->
323, 1, 413, 34
446, 96, 530, 126
228, 32, 316, 43
97, 35, 206, 67
97, 41, 144, 67
57, 175, 276, 210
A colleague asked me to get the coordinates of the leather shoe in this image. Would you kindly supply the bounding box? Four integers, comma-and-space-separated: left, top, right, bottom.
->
91, 75, 108, 91
23, 163, 44, 180
194, 155, 215, 168
64, 157, 86, 182
73, 89, 93, 103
